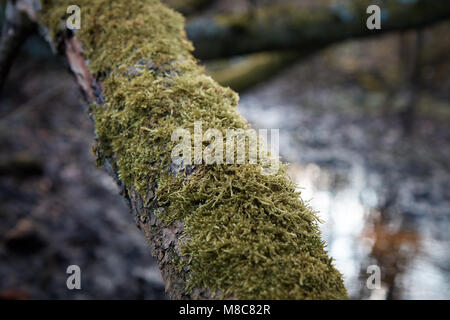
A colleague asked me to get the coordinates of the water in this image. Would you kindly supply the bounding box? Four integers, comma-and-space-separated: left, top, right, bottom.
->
237, 54, 450, 299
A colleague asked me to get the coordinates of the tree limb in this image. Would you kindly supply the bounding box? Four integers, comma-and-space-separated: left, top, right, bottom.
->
15, 0, 348, 299
187, 0, 450, 60
206, 51, 303, 92
164, 0, 214, 17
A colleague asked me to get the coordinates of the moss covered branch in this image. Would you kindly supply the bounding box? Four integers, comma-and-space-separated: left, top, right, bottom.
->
187, 0, 450, 60
16, 0, 347, 299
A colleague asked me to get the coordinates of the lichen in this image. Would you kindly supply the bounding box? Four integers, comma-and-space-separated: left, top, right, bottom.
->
40, 0, 348, 299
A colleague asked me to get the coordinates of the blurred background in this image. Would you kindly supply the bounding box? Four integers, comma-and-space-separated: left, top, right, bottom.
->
0, 0, 449, 299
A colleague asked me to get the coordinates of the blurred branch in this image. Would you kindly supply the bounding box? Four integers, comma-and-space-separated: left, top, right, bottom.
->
164, 0, 214, 16
398, 30, 424, 135
206, 51, 303, 92
187, 0, 450, 60
0, 0, 34, 93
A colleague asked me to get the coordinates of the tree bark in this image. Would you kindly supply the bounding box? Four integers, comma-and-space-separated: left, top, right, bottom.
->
11, 0, 348, 299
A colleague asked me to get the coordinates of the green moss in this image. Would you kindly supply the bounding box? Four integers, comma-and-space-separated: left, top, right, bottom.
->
40, 0, 348, 299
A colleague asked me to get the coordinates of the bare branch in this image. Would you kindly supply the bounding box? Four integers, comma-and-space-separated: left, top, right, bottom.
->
0, 0, 34, 93
187, 0, 450, 60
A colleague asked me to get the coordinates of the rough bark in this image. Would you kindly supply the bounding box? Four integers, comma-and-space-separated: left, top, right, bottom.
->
11, 0, 348, 300
187, 0, 450, 60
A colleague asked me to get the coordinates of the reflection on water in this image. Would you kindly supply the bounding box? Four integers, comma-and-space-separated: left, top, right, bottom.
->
237, 53, 450, 299
286, 160, 449, 299
288, 162, 423, 299
287, 162, 370, 298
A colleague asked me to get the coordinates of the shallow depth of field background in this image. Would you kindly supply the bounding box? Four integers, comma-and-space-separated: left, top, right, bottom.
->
0, 0, 449, 299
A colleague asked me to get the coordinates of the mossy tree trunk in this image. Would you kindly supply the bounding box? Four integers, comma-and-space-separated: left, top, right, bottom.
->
7, 0, 348, 299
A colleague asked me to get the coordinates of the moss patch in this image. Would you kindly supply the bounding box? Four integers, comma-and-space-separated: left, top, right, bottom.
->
41, 0, 348, 299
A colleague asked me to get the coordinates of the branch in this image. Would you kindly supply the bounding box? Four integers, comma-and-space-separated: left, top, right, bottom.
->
163, 0, 214, 17
187, 0, 450, 60
206, 51, 303, 92
17, 0, 348, 299
0, 0, 34, 93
